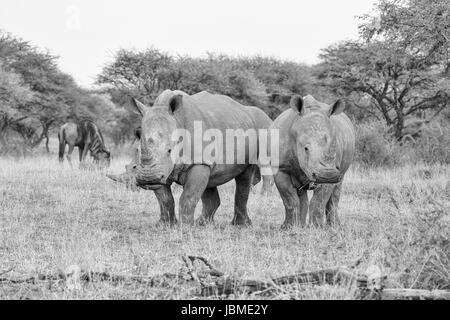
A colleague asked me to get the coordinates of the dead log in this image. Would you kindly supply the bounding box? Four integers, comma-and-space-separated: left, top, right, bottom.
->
272, 267, 366, 287
182, 257, 449, 300
1, 256, 449, 300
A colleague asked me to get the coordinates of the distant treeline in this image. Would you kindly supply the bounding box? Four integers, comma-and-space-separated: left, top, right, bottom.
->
0, 31, 122, 156
96, 49, 328, 119
1, 0, 449, 162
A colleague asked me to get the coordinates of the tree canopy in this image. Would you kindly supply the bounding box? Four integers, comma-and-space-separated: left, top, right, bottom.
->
0, 31, 118, 155
318, 0, 449, 139
97, 50, 320, 120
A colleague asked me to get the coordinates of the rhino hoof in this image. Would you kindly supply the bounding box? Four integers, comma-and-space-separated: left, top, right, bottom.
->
281, 222, 293, 230
196, 217, 214, 226
156, 219, 177, 228
231, 218, 252, 227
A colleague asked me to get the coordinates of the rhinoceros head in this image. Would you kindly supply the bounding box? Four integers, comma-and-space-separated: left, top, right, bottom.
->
289, 95, 345, 184
127, 91, 183, 189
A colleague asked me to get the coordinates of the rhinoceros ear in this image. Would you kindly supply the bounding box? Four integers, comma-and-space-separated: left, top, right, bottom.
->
128, 98, 147, 117
169, 94, 183, 114
290, 96, 305, 115
329, 99, 346, 116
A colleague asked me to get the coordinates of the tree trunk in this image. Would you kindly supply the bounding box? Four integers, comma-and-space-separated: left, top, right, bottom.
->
45, 132, 50, 153
394, 114, 405, 140
0, 131, 7, 155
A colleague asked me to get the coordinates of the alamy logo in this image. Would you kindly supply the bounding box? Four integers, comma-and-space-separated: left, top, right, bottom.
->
168, 121, 279, 175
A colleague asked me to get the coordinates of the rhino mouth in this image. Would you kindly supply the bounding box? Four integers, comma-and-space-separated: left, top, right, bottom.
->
135, 163, 168, 184
135, 178, 166, 190
313, 167, 341, 184
137, 182, 164, 190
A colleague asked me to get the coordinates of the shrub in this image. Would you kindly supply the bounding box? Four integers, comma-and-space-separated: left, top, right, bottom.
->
406, 122, 450, 164
355, 121, 403, 167
354, 119, 450, 167
384, 189, 450, 290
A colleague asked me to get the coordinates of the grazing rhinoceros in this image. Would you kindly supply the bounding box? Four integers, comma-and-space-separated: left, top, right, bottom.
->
270, 95, 355, 228
114, 90, 273, 226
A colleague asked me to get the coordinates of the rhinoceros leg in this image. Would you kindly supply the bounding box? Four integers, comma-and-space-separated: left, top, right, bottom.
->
154, 185, 176, 226
274, 171, 305, 228
325, 182, 342, 226
260, 175, 274, 196
296, 188, 309, 226
231, 166, 255, 226
309, 184, 334, 227
179, 165, 211, 225
196, 187, 220, 226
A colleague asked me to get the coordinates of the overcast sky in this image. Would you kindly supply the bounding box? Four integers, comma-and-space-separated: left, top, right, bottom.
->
0, 0, 377, 88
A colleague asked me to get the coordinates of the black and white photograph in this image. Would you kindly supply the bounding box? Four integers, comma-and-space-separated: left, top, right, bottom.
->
0, 0, 449, 303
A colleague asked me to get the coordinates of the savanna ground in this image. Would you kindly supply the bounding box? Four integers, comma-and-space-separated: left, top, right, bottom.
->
0, 150, 449, 299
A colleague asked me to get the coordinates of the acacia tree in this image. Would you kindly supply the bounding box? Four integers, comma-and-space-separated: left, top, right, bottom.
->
0, 63, 34, 154
96, 48, 175, 105
318, 0, 449, 139
1, 31, 119, 155
360, 0, 449, 74
0, 32, 70, 152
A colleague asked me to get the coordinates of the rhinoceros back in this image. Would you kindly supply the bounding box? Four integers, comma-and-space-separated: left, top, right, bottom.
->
186, 91, 256, 131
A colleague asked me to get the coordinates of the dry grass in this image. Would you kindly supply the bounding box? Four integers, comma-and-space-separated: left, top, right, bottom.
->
0, 155, 449, 299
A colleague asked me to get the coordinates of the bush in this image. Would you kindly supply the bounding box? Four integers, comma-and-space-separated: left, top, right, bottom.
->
384, 188, 450, 290
406, 122, 450, 164
355, 119, 450, 167
355, 121, 404, 167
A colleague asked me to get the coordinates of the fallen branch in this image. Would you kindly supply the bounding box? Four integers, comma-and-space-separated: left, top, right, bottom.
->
183, 256, 448, 300
0, 256, 449, 300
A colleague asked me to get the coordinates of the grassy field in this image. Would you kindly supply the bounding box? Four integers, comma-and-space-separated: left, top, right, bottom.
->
0, 155, 449, 299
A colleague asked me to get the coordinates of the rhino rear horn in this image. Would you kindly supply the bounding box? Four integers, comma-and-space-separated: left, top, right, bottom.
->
290, 96, 305, 115
128, 98, 147, 117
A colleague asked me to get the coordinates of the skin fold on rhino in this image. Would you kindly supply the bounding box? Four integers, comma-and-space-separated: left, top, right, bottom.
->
270, 95, 355, 228
108, 90, 274, 226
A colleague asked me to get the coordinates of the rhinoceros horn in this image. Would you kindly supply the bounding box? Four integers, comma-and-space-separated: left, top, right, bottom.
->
106, 171, 139, 191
